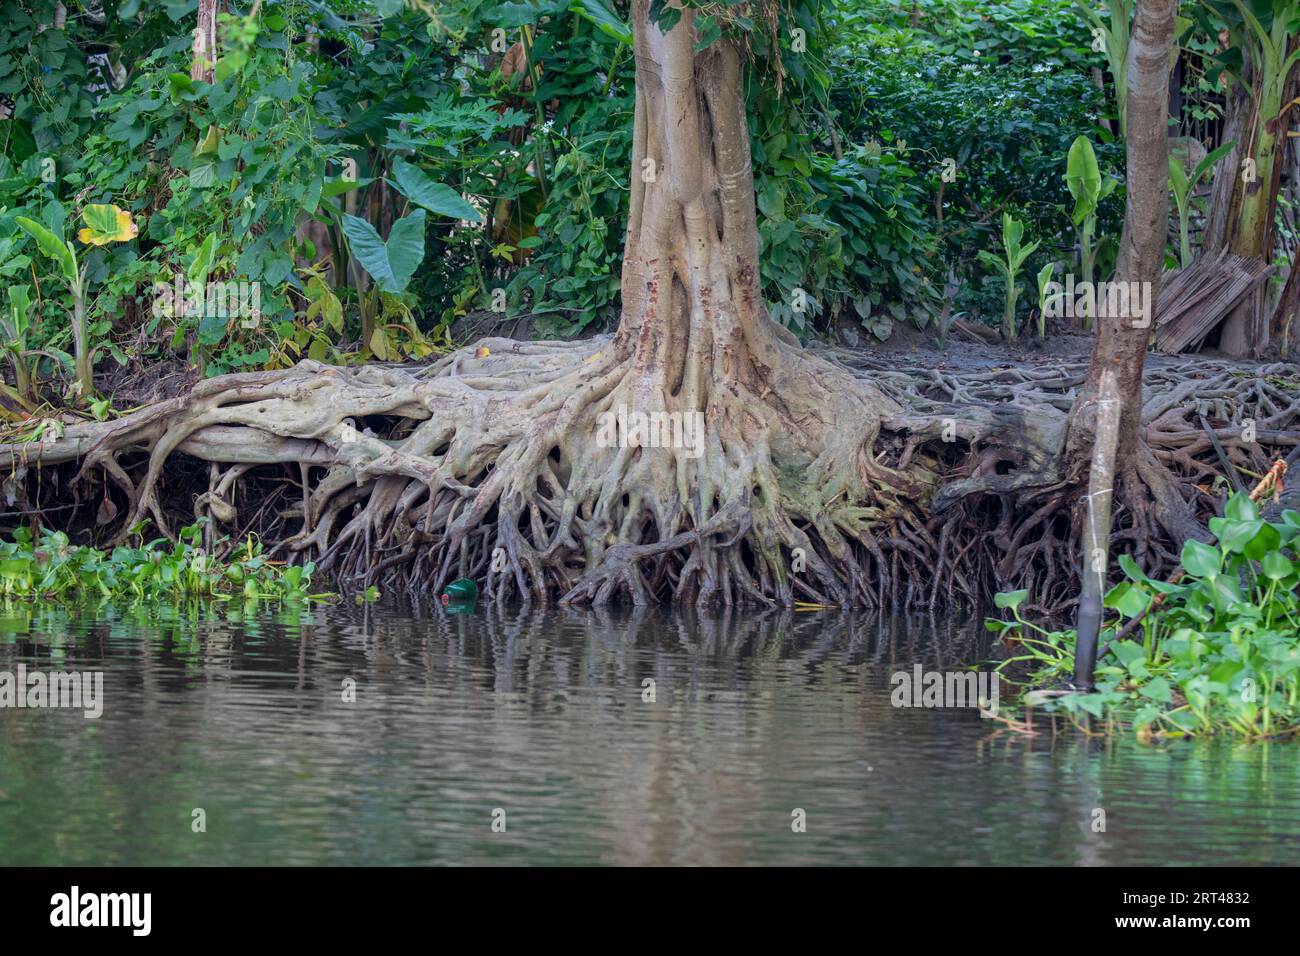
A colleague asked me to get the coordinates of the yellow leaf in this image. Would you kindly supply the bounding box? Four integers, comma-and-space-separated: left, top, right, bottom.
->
77, 204, 138, 246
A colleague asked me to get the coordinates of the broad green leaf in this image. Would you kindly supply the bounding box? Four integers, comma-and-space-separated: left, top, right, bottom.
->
1065, 135, 1101, 225
1224, 492, 1258, 523
1168, 155, 1189, 203
341, 210, 426, 294
323, 175, 373, 198
194, 125, 220, 157
993, 588, 1028, 611
389, 158, 481, 222
1218, 518, 1264, 553
1261, 550, 1292, 581
15, 216, 75, 281
1141, 677, 1173, 704
1036, 261, 1056, 306
188, 234, 218, 287
197, 314, 228, 345
5, 284, 31, 340
1180, 538, 1221, 578
1117, 552, 1148, 582
569, 0, 632, 44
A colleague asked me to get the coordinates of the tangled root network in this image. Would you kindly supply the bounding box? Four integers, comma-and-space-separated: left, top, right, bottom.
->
4, 334, 1296, 615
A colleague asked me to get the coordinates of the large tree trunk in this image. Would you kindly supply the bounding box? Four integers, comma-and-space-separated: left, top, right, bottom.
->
613, 1, 798, 441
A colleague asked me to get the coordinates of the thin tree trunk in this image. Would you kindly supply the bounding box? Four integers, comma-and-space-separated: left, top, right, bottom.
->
191, 0, 219, 83
1074, 369, 1122, 689
1067, 0, 1176, 685
1066, 0, 1175, 469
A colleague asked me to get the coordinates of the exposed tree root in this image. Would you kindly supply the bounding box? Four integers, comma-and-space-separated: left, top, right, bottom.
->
0, 340, 1294, 613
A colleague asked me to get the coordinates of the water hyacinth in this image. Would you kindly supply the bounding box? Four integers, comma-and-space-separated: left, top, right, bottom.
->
0, 523, 320, 603
988, 494, 1300, 740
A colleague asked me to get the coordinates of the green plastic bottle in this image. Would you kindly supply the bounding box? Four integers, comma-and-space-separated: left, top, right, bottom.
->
440, 578, 478, 606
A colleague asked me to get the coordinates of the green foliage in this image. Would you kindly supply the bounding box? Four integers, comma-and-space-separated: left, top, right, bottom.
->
14, 213, 93, 395
0, 283, 36, 409
1168, 140, 1235, 268
988, 493, 1300, 739
764, 145, 939, 339
977, 212, 1039, 340
828, 1, 1121, 326
1062, 134, 1118, 310
1074, 0, 1133, 133
0, 0, 1160, 378
0, 522, 320, 603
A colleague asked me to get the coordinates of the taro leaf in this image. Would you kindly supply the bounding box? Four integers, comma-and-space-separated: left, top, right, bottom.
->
389, 158, 481, 223
340, 210, 426, 294
569, 0, 633, 44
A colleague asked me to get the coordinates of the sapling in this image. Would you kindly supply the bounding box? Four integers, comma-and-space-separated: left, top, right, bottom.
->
1168, 141, 1234, 267
15, 204, 136, 399
1064, 136, 1118, 327
1035, 262, 1057, 339
978, 213, 1040, 342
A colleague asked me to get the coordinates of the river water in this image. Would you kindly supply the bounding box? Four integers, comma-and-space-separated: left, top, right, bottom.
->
0, 601, 1296, 865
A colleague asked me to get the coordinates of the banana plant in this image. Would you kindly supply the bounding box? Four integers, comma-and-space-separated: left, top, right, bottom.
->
15, 204, 136, 399
1064, 135, 1118, 326
1168, 141, 1236, 268
1035, 261, 1058, 339
978, 213, 1041, 342
0, 285, 37, 414
1194, 0, 1300, 258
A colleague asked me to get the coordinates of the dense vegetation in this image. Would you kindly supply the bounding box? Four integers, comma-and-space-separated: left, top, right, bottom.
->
2, 0, 1289, 408
990, 493, 1300, 739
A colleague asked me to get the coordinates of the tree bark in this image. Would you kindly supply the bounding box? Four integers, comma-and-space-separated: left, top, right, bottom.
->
613, 0, 796, 402
191, 0, 219, 84
1067, 0, 1175, 468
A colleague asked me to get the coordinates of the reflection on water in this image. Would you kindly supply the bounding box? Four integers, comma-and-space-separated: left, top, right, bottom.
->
0, 601, 1297, 865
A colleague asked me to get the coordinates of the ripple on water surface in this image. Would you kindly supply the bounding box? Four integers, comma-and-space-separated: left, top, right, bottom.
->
0, 602, 1297, 865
